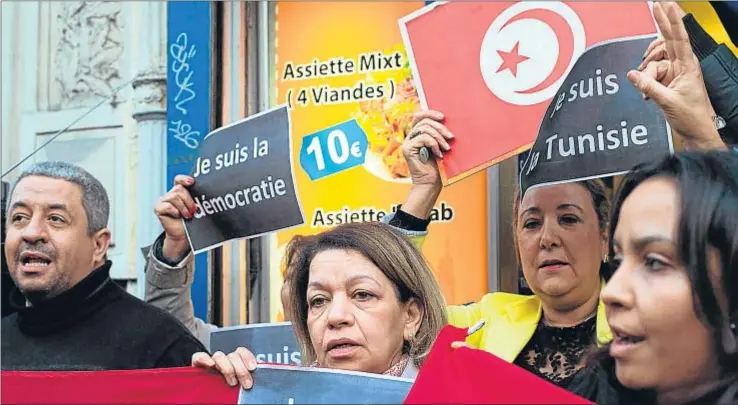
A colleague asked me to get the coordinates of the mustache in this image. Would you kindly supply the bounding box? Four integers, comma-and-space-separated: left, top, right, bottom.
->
15, 242, 56, 261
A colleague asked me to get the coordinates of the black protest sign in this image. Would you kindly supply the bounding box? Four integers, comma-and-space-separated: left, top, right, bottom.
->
210, 322, 301, 366
238, 365, 413, 404
184, 105, 305, 254
520, 35, 673, 196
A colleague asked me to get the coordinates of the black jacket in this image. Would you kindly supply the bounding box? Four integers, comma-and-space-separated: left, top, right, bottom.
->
569, 356, 738, 405
1, 261, 207, 371
684, 13, 738, 147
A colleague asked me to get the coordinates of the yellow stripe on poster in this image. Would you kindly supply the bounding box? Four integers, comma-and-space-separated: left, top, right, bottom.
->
680, 2, 737, 55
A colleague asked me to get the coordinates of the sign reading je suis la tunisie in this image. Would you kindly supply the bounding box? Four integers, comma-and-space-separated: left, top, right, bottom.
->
519, 35, 673, 197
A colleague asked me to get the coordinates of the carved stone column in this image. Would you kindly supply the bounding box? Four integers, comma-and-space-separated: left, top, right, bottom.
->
131, 1, 167, 295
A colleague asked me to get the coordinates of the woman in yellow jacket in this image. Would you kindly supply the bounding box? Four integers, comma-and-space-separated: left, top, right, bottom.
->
388, 4, 736, 390
392, 110, 612, 390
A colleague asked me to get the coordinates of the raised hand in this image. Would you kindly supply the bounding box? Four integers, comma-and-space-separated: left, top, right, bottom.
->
400, 110, 454, 219
154, 174, 197, 260
627, 1, 726, 151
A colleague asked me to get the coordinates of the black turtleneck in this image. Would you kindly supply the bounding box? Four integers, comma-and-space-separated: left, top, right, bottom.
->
1, 261, 207, 371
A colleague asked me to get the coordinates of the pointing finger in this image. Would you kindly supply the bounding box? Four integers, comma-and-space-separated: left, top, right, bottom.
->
653, 3, 676, 64
664, 1, 696, 71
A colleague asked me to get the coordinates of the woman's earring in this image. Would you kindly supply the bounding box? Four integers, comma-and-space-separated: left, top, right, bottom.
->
406, 333, 417, 358
602, 255, 608, 264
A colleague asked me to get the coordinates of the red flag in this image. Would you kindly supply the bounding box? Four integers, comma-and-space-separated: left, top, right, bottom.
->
1, 367, 239, 404
400, 2, 657, 183
404, 325, 593, 404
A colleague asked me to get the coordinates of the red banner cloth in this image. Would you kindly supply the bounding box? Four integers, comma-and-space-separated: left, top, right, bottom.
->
404, 325, 594, 404
2, 367, 239, 404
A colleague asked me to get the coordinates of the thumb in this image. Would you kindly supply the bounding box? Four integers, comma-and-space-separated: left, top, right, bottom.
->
627, 69, 669, 106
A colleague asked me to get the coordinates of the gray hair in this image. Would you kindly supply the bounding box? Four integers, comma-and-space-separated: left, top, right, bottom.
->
6, 161, 109, 234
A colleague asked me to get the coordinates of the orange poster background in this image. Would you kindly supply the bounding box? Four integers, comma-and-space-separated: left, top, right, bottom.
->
270, 2, 489, 320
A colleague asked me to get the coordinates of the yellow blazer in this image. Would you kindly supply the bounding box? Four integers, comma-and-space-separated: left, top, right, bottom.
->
446, 290, 612, 362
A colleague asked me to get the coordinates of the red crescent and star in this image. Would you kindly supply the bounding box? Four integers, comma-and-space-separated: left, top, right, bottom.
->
495, 42, 530, 77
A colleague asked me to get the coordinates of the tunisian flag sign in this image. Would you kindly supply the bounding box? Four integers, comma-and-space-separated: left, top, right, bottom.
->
399, 2, 658, 184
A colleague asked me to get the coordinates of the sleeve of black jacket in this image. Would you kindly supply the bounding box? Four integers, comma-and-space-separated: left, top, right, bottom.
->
154, 331, 207, 368
683, 13, 738, 147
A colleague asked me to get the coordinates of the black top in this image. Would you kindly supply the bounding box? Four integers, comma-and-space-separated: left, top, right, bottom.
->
1, 261, 207, 371
513, 315, 597, 389
569, 355, 738, 405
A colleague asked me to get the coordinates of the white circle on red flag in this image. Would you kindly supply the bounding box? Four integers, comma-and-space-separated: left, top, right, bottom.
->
480, 2, 586, 106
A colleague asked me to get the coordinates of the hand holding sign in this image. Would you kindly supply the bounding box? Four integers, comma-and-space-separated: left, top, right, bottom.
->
193, 348, 257, 389
627, 2, 726, 151
398, 110, 453, 219
154, 174, 197, 260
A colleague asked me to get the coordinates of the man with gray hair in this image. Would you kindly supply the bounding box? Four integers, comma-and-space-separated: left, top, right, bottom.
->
1, 161, 207, 370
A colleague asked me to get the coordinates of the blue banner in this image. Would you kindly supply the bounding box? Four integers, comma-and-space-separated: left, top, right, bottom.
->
167, 1, 212, 320
210, 322, 301, 365
238, 365, 413, 404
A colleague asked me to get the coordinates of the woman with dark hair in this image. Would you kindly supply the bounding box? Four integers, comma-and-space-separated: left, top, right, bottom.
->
570, 151, 738, 404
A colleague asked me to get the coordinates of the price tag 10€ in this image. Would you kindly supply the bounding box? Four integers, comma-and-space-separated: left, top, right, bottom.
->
299, 119, 368, 181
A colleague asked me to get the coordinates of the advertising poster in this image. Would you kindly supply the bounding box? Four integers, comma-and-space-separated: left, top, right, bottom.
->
399, 1, 657, 183
271, 2, 490, 320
